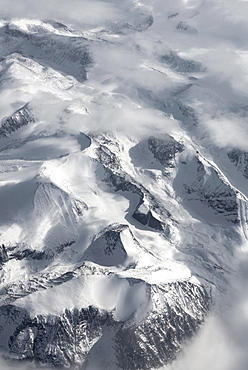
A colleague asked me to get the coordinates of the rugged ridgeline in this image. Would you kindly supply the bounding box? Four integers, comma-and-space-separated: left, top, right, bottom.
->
0, 2, 247, 369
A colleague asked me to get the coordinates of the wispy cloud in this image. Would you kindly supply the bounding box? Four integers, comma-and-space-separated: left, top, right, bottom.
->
0, 2, 248, 370
165, 250, 248, 370
0, 0, 122, 28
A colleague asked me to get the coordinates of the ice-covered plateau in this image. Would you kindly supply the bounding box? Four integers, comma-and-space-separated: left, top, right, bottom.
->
0, 2, 247, 370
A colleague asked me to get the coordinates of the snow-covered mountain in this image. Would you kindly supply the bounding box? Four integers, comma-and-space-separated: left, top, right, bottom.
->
0, 1, 248, 369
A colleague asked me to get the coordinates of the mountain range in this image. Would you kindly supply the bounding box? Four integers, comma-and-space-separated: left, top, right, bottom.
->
0, 1, 248, 369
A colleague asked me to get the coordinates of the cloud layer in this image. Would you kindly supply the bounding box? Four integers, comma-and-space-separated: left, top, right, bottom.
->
0, 0, 122, 28
0, 1, 248, 369
165, 250, 248, 370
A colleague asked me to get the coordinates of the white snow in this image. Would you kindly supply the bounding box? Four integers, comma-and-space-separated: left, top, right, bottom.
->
0, 1, 248, 368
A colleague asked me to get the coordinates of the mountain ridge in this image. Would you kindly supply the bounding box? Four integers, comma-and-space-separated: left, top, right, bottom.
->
0, 1, 247, 369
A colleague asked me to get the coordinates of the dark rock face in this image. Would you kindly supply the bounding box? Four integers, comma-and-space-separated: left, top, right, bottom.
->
116, 282, 209, 370
22, 35, 92, 82
104, 168, 170, 232
129, 134, 184, 172
1, 280, 209, 370
148, 135, 185, 168
176, 21, 198, 34
96, 145, 121, 171
0, 104, 36, 137
168, 11, 180, 20
228, 148, 248, 179
11, 248, 50, 261
161, 50, 204, 73
1, 23, 93, 82
92, 134, 172, 233
8, 306, 113, 368
0, 244, 8, 263
133, 202, 164, 231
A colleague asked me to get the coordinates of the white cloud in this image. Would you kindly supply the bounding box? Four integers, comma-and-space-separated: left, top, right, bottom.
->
0, 0, 122, 28
0, 1, 248, 370
164, 249, 248, 370
200, 116, 248, 151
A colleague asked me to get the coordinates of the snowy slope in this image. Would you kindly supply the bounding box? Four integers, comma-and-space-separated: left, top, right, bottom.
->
0, 1, 248, 369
